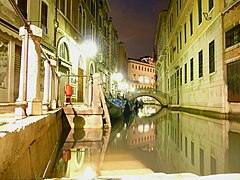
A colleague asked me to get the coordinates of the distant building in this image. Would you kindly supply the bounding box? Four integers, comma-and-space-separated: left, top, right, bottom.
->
155, 0, 240, 114
128, 56, 156, 92
117, 41, 128, 80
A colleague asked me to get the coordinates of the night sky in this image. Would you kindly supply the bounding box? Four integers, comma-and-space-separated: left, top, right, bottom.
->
108, 0, 170, 59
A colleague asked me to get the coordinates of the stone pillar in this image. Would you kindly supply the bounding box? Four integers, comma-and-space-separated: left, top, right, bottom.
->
56, 76, 61, 107
26, 25, 43, 116
15, 27, 29, 118
49, 59, 57, 109
87, 75, 93, 106
92, 73, 101, 108
42, 60, 50, 112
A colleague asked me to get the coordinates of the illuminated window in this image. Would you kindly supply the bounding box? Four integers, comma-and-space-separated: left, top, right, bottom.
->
144, 76, 149, 84
139, 76, 144, 83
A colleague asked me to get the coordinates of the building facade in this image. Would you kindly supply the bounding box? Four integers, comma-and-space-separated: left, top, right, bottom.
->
128, 56, 156, 92
0, 0, 120, 105
155, 0, 240, 114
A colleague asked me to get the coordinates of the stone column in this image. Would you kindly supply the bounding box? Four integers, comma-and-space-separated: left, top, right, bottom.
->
42, 60, 50, 112
92, 73, 101, 108
49, 59, 57, 109
87, 75, 93, 106
15, 27, 29, 118
56, 76, 61, 107
26, 25, 43, 116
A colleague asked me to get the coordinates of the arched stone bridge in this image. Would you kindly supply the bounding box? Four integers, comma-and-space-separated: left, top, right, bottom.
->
126, 88, 168, 107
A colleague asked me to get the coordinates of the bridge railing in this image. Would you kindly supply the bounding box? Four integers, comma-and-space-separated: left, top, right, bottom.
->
133, 88, 168, 99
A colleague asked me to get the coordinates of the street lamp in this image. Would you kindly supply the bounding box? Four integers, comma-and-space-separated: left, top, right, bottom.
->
81, 40, 97, 58
112, 72, 123, 82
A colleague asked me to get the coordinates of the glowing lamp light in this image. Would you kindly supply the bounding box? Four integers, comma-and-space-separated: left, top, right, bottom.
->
112, 73, 123, 82
82, 40, 97, 58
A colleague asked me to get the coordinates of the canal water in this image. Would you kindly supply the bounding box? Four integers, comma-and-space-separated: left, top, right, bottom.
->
45, 105, 240, 178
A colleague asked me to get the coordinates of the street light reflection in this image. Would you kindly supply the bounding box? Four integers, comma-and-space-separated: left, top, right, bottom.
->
83, 166, 96, 178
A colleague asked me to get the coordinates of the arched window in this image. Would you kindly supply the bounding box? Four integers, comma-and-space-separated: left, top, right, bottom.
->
83, 10, 87, 36
90, 63, 94, 75
78, 4, 83, 34
90, 22, 96, 41
59, 42, 69, 62
90, 0, 96, 18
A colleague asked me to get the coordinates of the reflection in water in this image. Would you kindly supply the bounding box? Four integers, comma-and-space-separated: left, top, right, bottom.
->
48, 106, 240, 178
50, 128, 111, 178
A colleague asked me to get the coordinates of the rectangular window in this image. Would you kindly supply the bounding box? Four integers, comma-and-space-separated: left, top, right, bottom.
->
18, 0, 27, 19
226, 24, 240, 48
180, 31, 182, 50
185, 137, 188, 158
198, 0, 202, 25
180, 0, 182, 10
209, 0, 214, 12
60, 0, 65, 13
177, 37, 179, 53
199, 50, 203, 78
209, 40, 215, 73
176, 0, 178, 17
132, 64, 134, 68
200, 148, 204, 175
184, 23, 187, 43
180, 133, 182, 151
185, 63, 187, 84
227, 61, 240, 102
66, 0, 71, 20
191, 141, 194, 165
190, 58, 194, 81
190, 12, 193, 36
41, 1, 48, 33
180, 67, 182, 86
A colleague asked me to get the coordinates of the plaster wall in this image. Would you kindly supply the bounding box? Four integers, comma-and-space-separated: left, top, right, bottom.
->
0, 109, 64, 179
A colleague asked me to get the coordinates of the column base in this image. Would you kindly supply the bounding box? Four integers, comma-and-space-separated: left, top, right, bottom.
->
27, 100, 42, 116
42, 102, 49, 114
15, 101, 27, 119
50, 100, 57, 110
